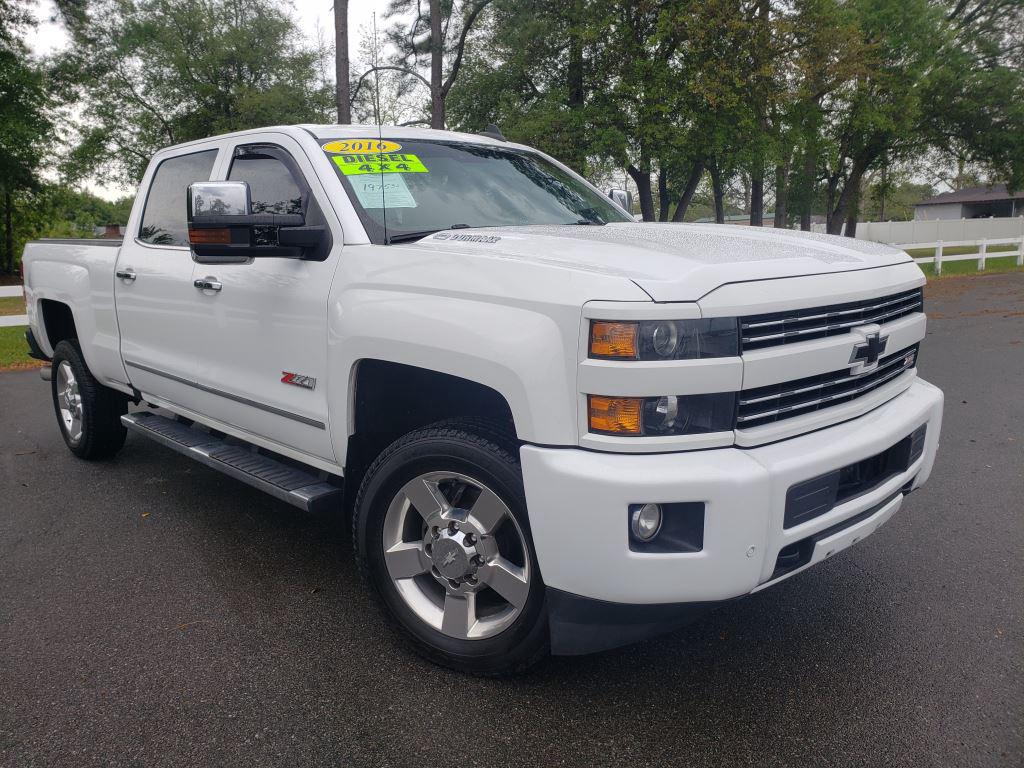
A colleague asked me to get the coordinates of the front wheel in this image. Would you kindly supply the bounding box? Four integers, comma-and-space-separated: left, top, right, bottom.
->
50, 340, 128, 460
353, 421, 548, 675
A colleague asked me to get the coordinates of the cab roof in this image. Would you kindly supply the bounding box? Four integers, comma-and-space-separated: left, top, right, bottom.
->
298, 123, 522, 148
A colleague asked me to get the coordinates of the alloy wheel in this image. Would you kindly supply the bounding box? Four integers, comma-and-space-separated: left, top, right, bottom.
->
382, 471, 531, 640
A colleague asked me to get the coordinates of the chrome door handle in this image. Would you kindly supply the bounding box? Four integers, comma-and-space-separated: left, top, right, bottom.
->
115, 268, 136, 282
194, 278, 222, 292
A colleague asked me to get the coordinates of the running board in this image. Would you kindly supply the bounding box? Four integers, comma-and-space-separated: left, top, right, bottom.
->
121, 412, 342, 513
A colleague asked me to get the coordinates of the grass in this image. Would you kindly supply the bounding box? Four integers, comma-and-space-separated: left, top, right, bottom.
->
902, 243, 1023, 278
0, 325, 43, 371
904, 243, 1018, 259
0, 295, 26, 316
908, 253, 1024, 278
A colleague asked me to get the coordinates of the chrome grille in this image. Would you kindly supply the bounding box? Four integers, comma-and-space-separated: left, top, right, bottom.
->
737, 345, 918, 429
740, 289, 923, 351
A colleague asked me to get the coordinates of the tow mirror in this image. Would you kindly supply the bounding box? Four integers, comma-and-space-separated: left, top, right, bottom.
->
606, 188, 632, 213
186, 181, 326, 260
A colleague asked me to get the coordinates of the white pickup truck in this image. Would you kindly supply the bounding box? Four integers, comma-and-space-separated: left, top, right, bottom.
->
23, 125, 943, 674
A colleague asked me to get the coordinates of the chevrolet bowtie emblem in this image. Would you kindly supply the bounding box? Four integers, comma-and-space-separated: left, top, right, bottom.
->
850, 331, 888, 368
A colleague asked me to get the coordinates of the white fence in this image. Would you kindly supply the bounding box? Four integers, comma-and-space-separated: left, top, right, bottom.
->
856, 215, 1024, 245
899, 237, 1024, 276
0, 284, 27, 327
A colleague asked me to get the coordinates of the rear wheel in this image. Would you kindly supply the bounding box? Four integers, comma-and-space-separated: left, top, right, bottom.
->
354, 421, 548, 675
50, 340, 128, 460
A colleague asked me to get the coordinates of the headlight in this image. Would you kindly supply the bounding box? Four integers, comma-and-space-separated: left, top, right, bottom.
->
588, 393, 737, 436
589, 318, 739, 360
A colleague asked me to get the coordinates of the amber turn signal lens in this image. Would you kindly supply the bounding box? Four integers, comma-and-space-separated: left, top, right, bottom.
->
590, 321, 638, 359
188, 227, 231, 244
588, 395, 644, 435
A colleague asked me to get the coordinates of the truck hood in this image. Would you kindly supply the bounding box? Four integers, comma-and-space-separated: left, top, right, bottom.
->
405, 222, 911, 301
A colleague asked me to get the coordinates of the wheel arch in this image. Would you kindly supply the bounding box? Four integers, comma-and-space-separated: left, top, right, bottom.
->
342, 358, 520, 512
38, 298, 79, 353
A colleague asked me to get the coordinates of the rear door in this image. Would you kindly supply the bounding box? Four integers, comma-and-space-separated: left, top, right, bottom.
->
115, 147, 219, 411
188, 133, 339, 461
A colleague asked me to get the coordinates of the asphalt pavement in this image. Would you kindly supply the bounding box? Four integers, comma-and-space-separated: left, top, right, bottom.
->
1, 274, 1022, 767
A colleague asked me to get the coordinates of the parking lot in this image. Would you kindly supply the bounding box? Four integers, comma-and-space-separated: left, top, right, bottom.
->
1, 273, 1021, 768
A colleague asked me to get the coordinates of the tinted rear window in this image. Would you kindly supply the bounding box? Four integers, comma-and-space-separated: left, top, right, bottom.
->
139, 150, 218, 246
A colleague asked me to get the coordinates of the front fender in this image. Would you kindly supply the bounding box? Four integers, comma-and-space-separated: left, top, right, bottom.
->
327, 287, 581, 462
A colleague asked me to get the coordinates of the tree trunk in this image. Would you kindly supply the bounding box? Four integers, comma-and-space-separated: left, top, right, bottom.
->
658, 166, 669, 222
429, 0, 445, 128
334, 0, 350, 124
773, 159, 789, 228
750, 164, 764, 227
710, 161, 725, 224
671, 160, 704, 222
825, 169, 841, 234
799, 147, 814, 231
565, 0, 585, 172
627, 163, 655, 222
3, 191, 12, 275
878, 164, 887, 221
844, 196, 859, 238
828, 159, 867, 236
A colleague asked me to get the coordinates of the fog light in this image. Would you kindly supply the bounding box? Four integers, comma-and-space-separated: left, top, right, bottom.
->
630, 503, 663, 541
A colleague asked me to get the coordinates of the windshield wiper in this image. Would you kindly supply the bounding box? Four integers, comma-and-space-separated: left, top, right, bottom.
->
387, 224, 471, 245
575, 208, 606, 225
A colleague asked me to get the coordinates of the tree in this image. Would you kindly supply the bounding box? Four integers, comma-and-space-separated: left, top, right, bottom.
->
350, 22, 425, 125
374, 0, 495, 128
0, 0, 53, 273
56, 0, 333, 183
335, 0, 351, 123
918, 0, 1024, 192
447, 0, 600, 172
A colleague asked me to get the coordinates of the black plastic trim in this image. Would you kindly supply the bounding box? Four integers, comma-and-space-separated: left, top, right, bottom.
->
547, 587, 723, 655
772, 488, 904, 580
783, 424, 926, 529
628, 502, 705, 553
24, 328, 49, 361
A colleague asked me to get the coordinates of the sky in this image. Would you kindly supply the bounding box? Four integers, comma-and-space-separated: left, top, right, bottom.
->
23, 0, 391, 198
25, 0, 387, 61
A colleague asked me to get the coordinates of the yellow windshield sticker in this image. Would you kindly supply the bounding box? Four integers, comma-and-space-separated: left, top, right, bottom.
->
332, 153, 428, 176
322, 139, 402, 154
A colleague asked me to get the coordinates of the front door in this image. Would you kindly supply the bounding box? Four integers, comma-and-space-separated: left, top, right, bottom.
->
188, 135, 338, 462
115, 147, 219, 412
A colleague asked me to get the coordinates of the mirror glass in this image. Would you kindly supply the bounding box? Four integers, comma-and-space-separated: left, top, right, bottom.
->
606, 188, 632, 213
188, 181, 251, 220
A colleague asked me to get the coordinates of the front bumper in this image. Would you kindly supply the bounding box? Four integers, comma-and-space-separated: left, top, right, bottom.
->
521, 378, 943, 654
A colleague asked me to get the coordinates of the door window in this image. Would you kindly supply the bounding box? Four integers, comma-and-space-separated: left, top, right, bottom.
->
228, 145, 307, 215
138, 150, 218, 246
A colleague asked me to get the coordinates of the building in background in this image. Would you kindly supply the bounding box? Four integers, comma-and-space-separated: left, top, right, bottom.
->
93, 224, 123, 239
914, 184, 1024, 220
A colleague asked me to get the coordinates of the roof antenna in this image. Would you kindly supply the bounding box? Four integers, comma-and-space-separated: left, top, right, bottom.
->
480, 123, 506, 141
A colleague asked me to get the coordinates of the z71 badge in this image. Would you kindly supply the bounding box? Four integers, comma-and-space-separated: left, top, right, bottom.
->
281, 372, 317, 390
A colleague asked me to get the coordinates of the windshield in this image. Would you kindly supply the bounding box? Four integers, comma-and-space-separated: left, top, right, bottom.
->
322, 138, 631, 244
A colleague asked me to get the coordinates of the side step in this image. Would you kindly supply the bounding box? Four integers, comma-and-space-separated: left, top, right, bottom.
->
121, 412, 343, 513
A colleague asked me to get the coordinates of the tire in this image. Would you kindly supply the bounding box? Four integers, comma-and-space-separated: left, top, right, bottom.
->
50, 340, 128, 460
354, 419, 548, 676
